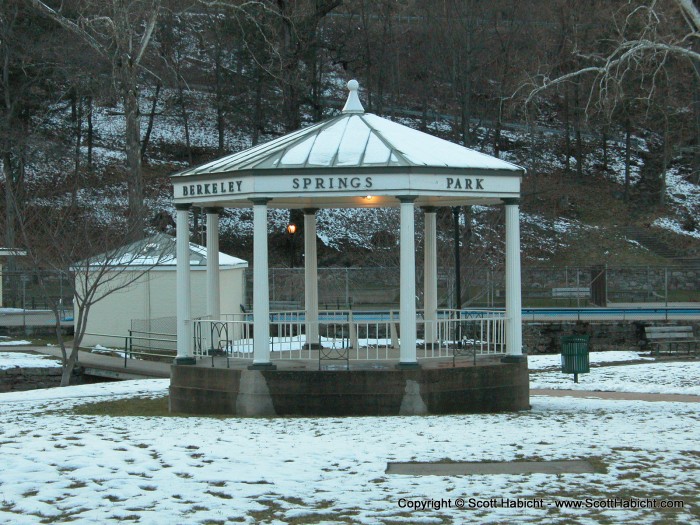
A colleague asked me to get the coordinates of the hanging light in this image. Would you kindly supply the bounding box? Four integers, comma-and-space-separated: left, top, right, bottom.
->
287, 223, 297, 235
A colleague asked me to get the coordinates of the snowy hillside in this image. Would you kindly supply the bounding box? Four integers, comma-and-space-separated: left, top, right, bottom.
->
25, 82, 700, 266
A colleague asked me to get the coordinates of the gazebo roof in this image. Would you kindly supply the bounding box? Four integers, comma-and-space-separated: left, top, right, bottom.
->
174, 80, 522, 178
171, 80, 523, 209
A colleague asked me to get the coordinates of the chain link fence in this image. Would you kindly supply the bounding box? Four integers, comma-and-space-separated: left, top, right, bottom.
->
1, 264, 697, 317
245, 264, 700, 309
1, 270, 74, 311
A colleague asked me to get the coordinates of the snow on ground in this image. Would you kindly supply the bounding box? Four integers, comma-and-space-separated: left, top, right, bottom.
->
651, 168, 700, 238
651, 217, 700, 240
0, 340, 32, 347
531, 360, 700, 396
0, 352, 60, 369
0, 366, 698, 524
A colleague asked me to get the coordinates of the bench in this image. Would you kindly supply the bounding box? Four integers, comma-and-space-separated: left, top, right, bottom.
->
644, 326, 699, 356
552, 287, 590, 299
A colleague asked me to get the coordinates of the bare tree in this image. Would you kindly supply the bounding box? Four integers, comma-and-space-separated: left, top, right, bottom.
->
14, 191, 170, 386
525, 1, 700, 112
27, 0, 162, 239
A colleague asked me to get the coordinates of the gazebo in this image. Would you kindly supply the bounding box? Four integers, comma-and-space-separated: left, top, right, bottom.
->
169, 81, 528, 416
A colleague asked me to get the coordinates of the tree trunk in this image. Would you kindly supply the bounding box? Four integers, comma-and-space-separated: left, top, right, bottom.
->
602, 127, 608, 172
141, 82, 161, 161
60, 343, 80, 386
660, 115, 669, 206
563, 87, 571, 176
573, 81, 583, 180
120, 64, 145, 239
177, 80, 193, 166
3, 153, 16, 249
494, 98, 503, 158
694, 62, 700, 184
86, 95, 93, 168
624, 117, 631, 202
215, 49, 225, 154
72, 93, 83, 207
252, 67, 264, 146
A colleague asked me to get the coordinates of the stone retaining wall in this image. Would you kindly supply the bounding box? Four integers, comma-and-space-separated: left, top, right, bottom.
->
523, 320, 700, 354
170, 358, 530, 416
0, 367, 82, 392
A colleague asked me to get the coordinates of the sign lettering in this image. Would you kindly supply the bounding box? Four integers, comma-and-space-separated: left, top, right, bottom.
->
446, 177, 485, 190
292, 176, 373, 190
182, 180, 243, 197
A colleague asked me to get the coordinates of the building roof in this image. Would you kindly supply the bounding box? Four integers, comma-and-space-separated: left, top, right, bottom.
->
0, 248, 26, 257
83, 233, 247, 269
173, 81, 523, 178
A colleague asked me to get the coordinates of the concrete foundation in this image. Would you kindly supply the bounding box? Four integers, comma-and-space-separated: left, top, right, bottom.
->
169, 357, 530, 417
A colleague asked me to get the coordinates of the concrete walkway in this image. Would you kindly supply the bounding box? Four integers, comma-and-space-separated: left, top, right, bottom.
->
22, 346, 170, 379
531, 388, 700, 403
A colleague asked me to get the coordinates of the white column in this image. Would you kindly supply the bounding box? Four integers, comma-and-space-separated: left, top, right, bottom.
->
175, 203, 194, 364
250, 198, 275, 369
398, 196, 418, 368
504, 198, 523, 357
205, 208, 221, 321
303, 209, 320, 349
422, 207, 438, 345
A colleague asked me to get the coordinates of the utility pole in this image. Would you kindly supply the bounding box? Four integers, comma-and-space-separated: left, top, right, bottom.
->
452, 206, 462, 311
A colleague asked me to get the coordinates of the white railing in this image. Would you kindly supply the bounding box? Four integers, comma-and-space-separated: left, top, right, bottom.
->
193, 309, 506, 361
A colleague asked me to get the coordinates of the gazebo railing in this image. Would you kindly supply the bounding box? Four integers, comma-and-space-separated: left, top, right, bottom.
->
192, 309, 506, 361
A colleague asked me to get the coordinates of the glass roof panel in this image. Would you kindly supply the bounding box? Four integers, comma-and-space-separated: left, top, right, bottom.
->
336, 116, 371, 166
362, 133, 392, 165
279, 135, 316, 166
306, 119, 348, 166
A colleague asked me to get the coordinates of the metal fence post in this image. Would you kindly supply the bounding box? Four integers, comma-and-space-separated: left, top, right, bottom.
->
665, 267, 669, 320
604, 264, 608, 306
345, 268, 349, 308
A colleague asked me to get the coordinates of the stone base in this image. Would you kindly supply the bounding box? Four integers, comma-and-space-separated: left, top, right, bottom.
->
170, 358, 530, 417
173, 356, 196, 365
395, 362, 421, 370
247, 362, 277, 371
501, 354, 528, 363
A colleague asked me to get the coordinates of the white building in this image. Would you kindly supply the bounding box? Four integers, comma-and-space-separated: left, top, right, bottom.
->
78, 233, 247, 350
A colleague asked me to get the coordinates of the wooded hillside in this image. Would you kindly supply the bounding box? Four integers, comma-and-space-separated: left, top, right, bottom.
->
1, 0, 699, 269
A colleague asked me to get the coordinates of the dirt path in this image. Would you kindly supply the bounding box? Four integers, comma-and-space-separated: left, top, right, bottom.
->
531, 389, 700, 403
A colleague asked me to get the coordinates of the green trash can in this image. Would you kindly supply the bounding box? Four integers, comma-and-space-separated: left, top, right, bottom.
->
561, 335, 590, 383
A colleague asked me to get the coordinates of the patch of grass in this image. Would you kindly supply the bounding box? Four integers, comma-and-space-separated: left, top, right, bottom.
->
281, 496, 305, 506
67, 395, 238, 418
205, 490, 232, 500
71, 397, 170, 417
586, 456, 609, 474
111, 514, 140, 521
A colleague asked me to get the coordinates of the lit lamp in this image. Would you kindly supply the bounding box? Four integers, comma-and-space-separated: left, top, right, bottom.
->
287, 223, 297, 267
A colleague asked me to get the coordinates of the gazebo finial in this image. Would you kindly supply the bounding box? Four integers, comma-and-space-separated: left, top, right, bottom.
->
342, 79, 365, 114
